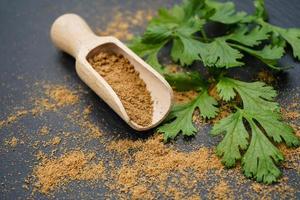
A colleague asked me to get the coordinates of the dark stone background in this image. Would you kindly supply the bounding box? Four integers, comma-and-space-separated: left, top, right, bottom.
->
0, 0, 299, 199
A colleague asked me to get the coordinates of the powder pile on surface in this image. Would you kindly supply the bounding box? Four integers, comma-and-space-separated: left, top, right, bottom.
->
45, 85, 79, 107
88, 52, 153, 127
282, 108, 300, 120
0, 69, 298, 199
106, 134, 223, 199
32, 85, 79, 114
30, 132, 298, 199
33, 151, 104, 194
209, 180, 233, 200
173, 90, 198, 104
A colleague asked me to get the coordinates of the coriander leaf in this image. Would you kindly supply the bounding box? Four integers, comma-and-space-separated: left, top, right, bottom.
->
129, 37, 166, 74
164, 71, 205, 91
254, 0, 268, 20
146, 0, 206, 66
176, 16, 205, 36
170, 17, 205, 65
143, 16, 204, 45
276, 28, 300, 60
197, 90, 219, 119
215, 77, 236, 101
270, 32, 286, 47
152, 6, 185, 25
158, 90, 218, 141
229, 43, 285, 70
200, 38, 244, 68
171, 37, 203, 66
206, 0, 248, 24
142, 25, 172, 44
158, 102, 197, 141
146, 53, 165, 74
155, 0, 205, 22
258, 21, 300, 60
151, 0, 205, 26
211, 110, 249, 167
216, 77, 278, 111
242, 120, 283, 184
226, 25, 270, 47
182, 0, 206, 19
212, 107, 299, 183
234, 44, 285, 61
246, 110, 300, 147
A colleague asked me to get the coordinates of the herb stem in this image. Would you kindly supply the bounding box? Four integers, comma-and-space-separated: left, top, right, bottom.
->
200, 30, 208, 42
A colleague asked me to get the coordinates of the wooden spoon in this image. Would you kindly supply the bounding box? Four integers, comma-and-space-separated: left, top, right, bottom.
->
50, 13, 173, 131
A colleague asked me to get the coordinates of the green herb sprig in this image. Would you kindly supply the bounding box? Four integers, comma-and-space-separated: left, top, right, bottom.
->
129, 0, 300, 184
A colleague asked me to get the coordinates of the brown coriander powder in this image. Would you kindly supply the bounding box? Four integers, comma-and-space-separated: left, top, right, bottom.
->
88, 52, 153, 127
4, 136, 19, 147
33, 151, 104, 194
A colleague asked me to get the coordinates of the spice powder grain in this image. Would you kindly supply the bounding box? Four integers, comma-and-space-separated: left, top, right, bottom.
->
88, 52, 153, 127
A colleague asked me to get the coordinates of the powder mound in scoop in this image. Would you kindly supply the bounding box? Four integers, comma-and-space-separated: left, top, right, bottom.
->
88, 52, 153, 127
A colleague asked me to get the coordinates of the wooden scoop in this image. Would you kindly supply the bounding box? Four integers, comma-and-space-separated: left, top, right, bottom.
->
50, 13, 173, 131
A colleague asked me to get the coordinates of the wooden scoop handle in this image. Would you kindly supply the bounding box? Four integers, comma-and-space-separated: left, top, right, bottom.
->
51, 13, 97, 57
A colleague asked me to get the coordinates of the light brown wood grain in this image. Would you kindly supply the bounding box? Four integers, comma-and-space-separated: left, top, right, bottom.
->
50, 14, 173, 131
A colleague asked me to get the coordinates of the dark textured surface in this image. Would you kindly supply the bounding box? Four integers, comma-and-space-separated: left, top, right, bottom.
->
0, 0, 299, 199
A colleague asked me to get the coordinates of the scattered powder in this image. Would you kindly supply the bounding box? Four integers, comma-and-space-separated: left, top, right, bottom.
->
0, 85, 79, 128
105, 134, 223, 199
81, 106, 102, 138
257, 70, 276, 84
2, 83, 297, 199
187, 195, 201, 200
66, 106, 103, 139
32, 98, 56, 113
32, 133, 223, 198
38, 126, 50, 135
210, 102, 232, 124
131, 185, 154, 200
32, 85, 79, 114
96, 9, 154, 41
83, 105, 92, 116
5, 136, 19, 148
33, 151, 104, 194
165, 64, 183, 74
107, 139, 143, 154
84, 121, 103, 138
281, 108, 300, 120
36, 151, 47, 161
208, 85, 221, 101
0, 110, 28, 128
293, 124, 300, 137
173, 90, 198, 104
47, 137, 61, 146
279, 144, 300, 172
88, 51, 153, 127
208, 180, 233, 200
251, 177, 296, 199
45, 85, 79, 107
0, 83, 298, 199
